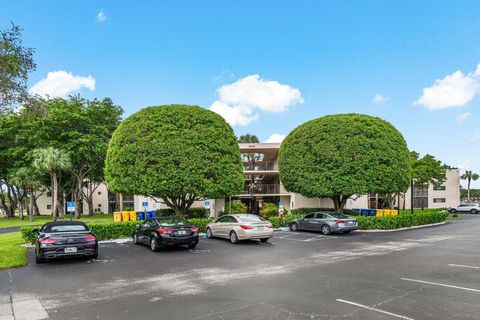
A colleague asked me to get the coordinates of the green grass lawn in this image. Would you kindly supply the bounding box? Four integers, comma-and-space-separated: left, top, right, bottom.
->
0, 214, 114, 229
0, 232, 27, 269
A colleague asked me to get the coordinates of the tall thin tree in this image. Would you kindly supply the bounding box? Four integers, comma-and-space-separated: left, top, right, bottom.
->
33, 147, 71, 220
461, 170, 479, 201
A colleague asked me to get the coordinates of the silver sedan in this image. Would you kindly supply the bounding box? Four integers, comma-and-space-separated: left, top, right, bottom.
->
448, 203, 479, 214
289, 212, 358, 235
206, 214, 274, 244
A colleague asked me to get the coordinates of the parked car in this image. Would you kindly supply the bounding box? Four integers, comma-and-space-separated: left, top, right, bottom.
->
289, 212, 358, 235
206, 214, 273, 244
133, 217, 199, 251
35, 221, 98, 264
448, 203, 480, 214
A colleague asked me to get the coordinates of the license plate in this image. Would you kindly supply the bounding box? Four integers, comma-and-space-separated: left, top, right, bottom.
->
64, 247, 77, 253
177, 230, 187, 235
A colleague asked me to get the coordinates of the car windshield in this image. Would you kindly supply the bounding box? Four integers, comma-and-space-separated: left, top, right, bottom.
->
46, 225, 88, 232
158, 217, 190, 226
237, 215, 266, 222
329, 213, 350, 219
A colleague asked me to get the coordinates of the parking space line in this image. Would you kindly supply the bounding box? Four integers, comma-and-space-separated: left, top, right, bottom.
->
448, 264, 480, 270
336, 299, 415, 320
401, 278, 480, 293
275, 233, 298, 239
305, 235, 327, 242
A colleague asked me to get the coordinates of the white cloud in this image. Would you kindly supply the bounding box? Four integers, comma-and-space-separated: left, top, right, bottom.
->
455, 112, 472, 124
97, 9, 106, 23
209, 101, 259, 126
372, 93, 388, 105
457, 160, 471, 170
265, 133, 286, 143
209, 75, 303, 126
414, 64, 480, 110
29, 71, 95, 98
471, 131, 480, 142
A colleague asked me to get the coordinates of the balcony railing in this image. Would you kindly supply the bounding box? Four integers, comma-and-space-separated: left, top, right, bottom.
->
242, 184, 283, 195
243, 161, 278, 171
413, 190, 428, 197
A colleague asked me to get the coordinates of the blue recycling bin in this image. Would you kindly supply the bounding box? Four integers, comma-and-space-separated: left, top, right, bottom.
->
360, 209, 369, 217
136, 211, 145, 221
146, 210, 156, 220
368, 209, 377, 216
352, 208, 361, 215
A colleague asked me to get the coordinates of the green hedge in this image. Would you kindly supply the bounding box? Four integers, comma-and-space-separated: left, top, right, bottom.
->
156, 207, 209, 218
356, 211, 447, 230
291, 207, 357, 216
20, 218, 215, 244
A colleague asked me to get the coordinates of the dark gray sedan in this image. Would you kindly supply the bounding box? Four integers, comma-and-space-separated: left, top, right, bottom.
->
289, 212, 358, 235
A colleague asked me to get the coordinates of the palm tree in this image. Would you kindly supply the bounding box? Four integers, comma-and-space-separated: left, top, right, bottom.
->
461, 170, 479, 201
33, 147, 71, 220
10, 167, 42, 221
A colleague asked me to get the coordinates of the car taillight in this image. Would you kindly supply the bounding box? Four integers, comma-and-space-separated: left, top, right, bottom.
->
267, 224, 273, 228
336, 219, 346, 223
40, 238, 56, 244
156, 228, 174, 234
240, 225, 253, 230
84, 236, 96, 242
191, 227, 199, 232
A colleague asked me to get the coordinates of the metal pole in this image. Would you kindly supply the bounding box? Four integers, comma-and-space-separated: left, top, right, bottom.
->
229, 196, 232, 214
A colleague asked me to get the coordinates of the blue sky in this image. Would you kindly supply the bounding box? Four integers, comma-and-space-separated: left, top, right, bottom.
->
2, 1, 480, 187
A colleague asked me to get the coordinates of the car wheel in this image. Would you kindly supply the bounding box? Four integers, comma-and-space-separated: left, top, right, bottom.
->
206, 227, 213, 238
449, 208, 457, 213
133, 234, 139, 245
150, 237, 160, 252
471, 209, 478, 214
290, 222, 298, 232
35, 256, 46, 264
230, 231, 240, 244
320, 224, 331, 235
188, 243, 197, 249
260, 238, 269, 243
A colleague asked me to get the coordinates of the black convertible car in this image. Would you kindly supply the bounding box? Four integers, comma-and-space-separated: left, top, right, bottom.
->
35, 221, 98, 263
133, 217, 199, 251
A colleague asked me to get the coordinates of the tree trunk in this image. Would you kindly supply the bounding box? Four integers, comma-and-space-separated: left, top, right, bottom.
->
119, 194, 123, 212
29, 190, 34, 222
331, 195, 349, 212
467, 178, 471, 201
74, 169, 83, 219
33, 193, 40, 216
51, 170, 58, 220
421, 187, 425, 210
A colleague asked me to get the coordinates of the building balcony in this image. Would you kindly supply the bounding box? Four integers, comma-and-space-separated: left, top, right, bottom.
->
243, 161, 278, 173
239, 184, 289, 196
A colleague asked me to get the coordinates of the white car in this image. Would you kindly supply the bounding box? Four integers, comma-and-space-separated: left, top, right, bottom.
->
448, 203, 480, 214
206, 214, 274, 244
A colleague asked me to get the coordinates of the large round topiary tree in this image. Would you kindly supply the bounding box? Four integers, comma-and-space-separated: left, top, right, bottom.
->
278, 113, 410, 211
105, 104, 244, 216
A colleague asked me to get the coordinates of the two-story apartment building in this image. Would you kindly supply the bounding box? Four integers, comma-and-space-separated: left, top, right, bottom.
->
34, 143, 460, 216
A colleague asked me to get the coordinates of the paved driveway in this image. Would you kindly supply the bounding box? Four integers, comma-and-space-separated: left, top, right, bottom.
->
2, 215, 480, 320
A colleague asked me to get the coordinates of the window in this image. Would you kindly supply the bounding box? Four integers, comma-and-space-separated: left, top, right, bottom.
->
304, 213, 315, 219
47, 204, 52, 210
315, 213, 326, 219
47, 191, 52, 197
98, 191, 102, 195
216, 216, 230, 223
433, 186, 446, 191
98, 204, 102, 207
433, 198, 446, 203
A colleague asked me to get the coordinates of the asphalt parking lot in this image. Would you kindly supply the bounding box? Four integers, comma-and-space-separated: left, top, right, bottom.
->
2, 215, 480, 320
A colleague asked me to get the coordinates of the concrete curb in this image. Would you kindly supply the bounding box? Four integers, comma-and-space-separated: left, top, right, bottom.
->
354, 221, 447, 233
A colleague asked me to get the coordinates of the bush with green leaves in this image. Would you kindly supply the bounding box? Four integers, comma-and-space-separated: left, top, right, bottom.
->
291, 207, 357, 216
105, 104, 244, 217
156, 207, 209, 218
260, 202, 279, 217
219, 200, 247, 215
279, 114, 410, 212
356, 210, 447, 230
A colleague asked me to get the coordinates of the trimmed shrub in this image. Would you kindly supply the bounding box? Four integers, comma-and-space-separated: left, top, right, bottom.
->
291, 207, 356, 216
156, 207, 209, 218
356, 210, 447, 230
21, 217, 216, 243
219, 200, 247, 216
268, 214, 303, 228
260, 203, 279, 218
